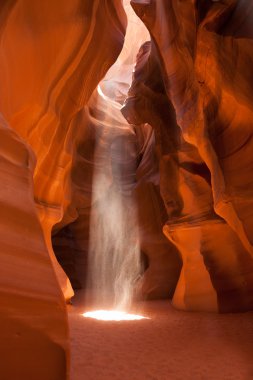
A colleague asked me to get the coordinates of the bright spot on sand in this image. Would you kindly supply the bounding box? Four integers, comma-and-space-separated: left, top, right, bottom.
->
82, 310, 149, 321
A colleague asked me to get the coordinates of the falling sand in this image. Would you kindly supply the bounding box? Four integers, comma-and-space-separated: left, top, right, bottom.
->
85, 0, 149, 313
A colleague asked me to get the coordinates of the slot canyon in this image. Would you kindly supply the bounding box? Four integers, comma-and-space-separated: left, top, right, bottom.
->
1, 0, 253, 379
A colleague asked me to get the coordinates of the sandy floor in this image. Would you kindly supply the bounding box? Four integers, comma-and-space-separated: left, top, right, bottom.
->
69, 290, 253, 380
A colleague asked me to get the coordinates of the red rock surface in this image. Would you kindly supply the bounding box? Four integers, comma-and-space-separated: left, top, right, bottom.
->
0, 1, 127, 378
125, 0, 253, 311
0, 114, 68, 379
0, 0, 127, 299
1, 0, 253, 377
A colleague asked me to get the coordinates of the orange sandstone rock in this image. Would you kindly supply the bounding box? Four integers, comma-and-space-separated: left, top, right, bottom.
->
0, 1, 127, 378
130, 0, 253, 256
0, 0, 127, 299
124, 2, 253, 312
0, 114, 68, 379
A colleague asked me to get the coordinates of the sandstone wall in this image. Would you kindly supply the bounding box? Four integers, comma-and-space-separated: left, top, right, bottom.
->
0, 1, 127, 378
125, 0, 253, 312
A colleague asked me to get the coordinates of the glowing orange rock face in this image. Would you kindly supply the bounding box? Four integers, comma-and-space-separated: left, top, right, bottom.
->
0, 114, 68, 379
0, 1, 126, 378
125, 1, 253, 312
0, 0, 126, 297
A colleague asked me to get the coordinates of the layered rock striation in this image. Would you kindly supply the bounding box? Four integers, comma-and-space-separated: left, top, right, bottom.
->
0, 114, 68, 380
124, 0, 253, 312
0, 0, 127, 299
0, 1, 127, 378
1, 6, 253, 380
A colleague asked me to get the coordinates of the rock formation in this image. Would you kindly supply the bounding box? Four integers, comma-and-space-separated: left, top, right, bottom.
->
124, 0, 253, 311
0, 1, 127, 378
1, 1, 253, 378
0, 0, 127, 299
0, 114, 68, 379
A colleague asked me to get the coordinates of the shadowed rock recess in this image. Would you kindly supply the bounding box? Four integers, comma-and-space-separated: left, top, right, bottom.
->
0, 0, 253, 378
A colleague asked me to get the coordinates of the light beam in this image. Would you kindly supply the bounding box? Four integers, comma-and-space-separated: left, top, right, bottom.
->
82, 310, 149, 321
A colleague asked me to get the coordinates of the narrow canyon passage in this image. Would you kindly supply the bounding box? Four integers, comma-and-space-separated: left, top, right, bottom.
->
69, 290, 253, 380
1, 1, 253, 379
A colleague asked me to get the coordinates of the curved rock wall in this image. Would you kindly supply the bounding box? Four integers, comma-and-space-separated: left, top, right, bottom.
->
0, 114, 68, 379
0, 1, 127, 378
0, 0, 127, 298
125, 0, 253, 312
1, 8, 252, 379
